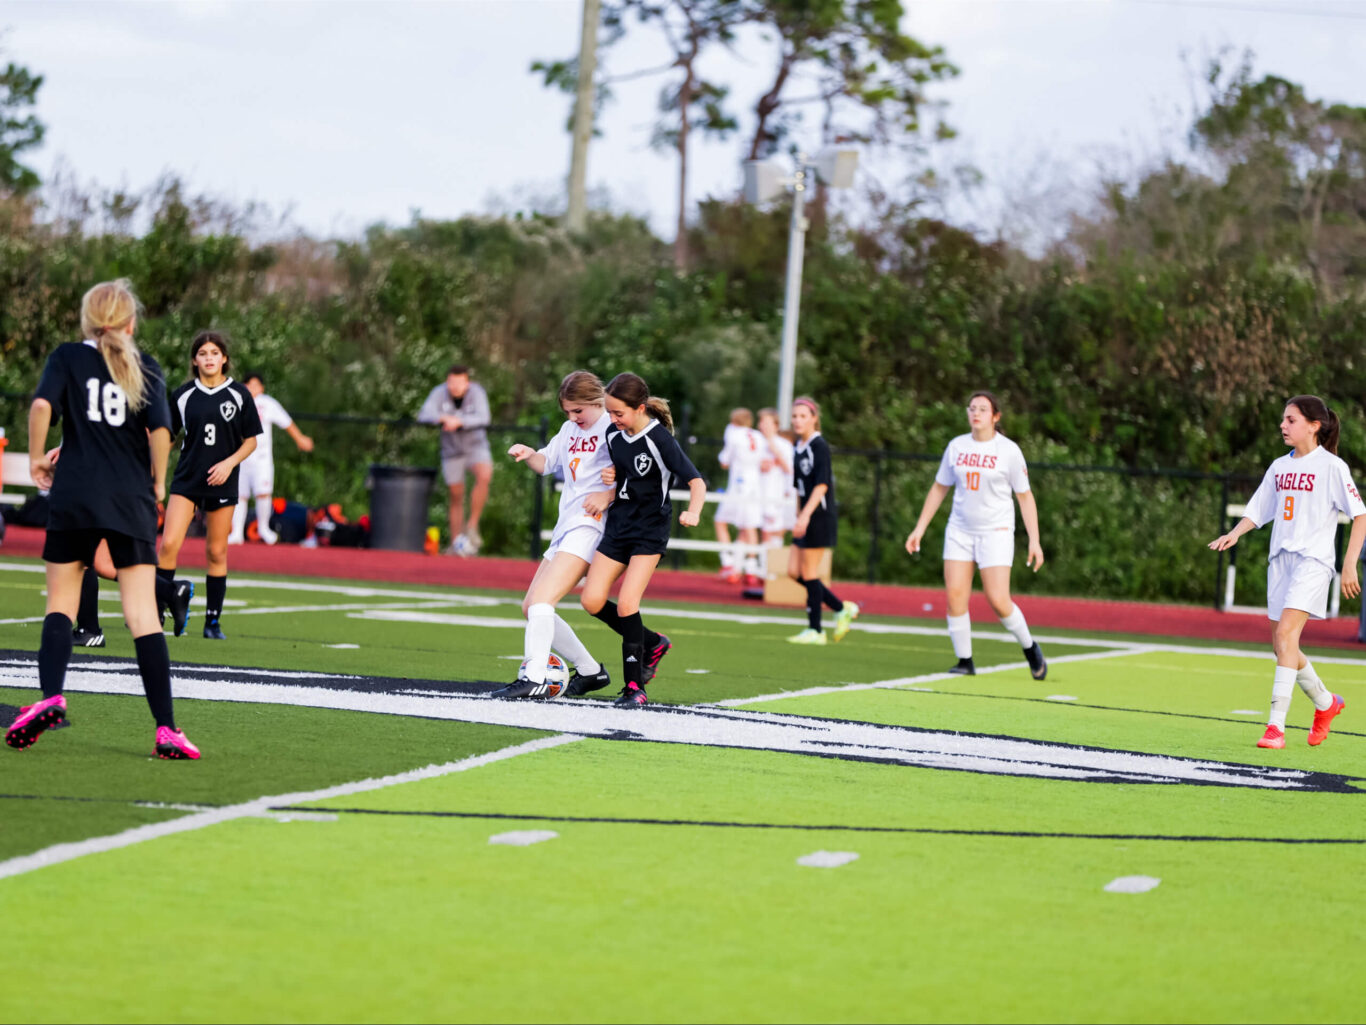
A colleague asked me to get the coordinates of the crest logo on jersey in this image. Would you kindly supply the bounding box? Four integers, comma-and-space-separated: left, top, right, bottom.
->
634, 453, 653, 475
220, 400, 237, 422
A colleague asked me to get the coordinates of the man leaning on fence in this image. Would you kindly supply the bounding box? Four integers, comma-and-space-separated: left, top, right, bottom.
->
417, 364, 493, 556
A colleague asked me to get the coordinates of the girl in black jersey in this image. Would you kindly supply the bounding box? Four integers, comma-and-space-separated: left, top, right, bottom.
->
580, 373, 706, 707
787, 397, 859, 645
158, 331, 262, 640
4, 279, 200, 759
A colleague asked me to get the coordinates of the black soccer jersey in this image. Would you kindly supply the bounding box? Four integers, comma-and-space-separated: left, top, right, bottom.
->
34, 341, 173, 541
794, 433, 836, 511
169, 377, 262, 499
603, 419, 703, 543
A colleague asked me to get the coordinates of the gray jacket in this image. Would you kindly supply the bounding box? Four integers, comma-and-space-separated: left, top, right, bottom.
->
417, 380, 491, 458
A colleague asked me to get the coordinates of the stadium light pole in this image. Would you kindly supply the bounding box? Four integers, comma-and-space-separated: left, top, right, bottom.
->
744, 149, 859, 428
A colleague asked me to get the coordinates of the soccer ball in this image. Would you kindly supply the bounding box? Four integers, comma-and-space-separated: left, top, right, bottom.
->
518, 653, 570, 698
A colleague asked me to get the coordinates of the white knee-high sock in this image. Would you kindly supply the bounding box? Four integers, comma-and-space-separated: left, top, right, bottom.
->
255, 496, 274, 532
947, 613, 972, 659
1269, 666, 1297, 729
998, 604, 1034, 650
552, 614, 600, 675
231, 499, 248, 538
523, 603, 556, 683
1296, 660, 1334, 711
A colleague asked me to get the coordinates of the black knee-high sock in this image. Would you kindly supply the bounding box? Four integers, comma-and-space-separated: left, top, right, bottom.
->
620, 611, 645, 687
205, 575, 227, 621
38, 612, 73, 698
76, 569, 100, 631
590, 599, 625, 637
133, 632, 175, 729
801, 578, 823, 630
155, 566, 176, 611
820, 582, 844, 613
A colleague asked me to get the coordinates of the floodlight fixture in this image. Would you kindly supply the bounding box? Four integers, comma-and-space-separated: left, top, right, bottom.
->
742, 159, 791, 206
741, 150, 859, 427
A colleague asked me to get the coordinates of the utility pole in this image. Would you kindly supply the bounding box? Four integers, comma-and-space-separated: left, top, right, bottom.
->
775, 160, 809, 430
566, 0, 600, 234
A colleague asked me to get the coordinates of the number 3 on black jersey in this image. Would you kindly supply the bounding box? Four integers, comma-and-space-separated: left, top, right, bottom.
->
85, 378, 127, 426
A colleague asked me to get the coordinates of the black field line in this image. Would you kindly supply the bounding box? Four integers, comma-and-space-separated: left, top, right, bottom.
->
268, 804, 1366, 845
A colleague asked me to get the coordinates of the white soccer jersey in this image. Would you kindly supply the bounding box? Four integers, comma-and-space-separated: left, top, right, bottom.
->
934, 433, 1031, 533
538, 410, 613, 537
1242, 447, 1366, 569
761, 434, 795, 507
721, 426, 765, 493
242, 393, 293, 466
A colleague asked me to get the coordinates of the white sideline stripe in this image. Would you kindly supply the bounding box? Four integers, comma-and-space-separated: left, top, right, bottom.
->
349, 610, 527, 629
6, 560, 1366, 662
0, 658, 349, 682
0, 734, 583, 882
713, 649, 1137, 706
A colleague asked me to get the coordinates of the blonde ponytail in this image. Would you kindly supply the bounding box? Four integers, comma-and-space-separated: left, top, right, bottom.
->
80, 279, 149, 411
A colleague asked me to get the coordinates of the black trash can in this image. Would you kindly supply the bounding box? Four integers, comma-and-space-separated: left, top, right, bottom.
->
367, 464, 436, 552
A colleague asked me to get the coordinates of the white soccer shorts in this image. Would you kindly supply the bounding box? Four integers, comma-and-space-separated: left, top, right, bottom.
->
943, 523, 1015, 568
543, 523, 605, 564
716, 487, 764, 530
1266, 551, 1333, 621
237, 457, 275, 499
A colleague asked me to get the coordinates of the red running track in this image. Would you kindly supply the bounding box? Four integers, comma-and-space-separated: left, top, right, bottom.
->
3, 524, 1363, 650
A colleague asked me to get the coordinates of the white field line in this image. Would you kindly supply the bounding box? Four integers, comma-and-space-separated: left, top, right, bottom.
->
713, 648, 1142, 706
0, 734, 583, 882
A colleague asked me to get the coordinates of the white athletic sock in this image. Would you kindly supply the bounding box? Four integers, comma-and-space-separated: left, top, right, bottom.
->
719, 548, 736, 572
230, 500, 247, 539
947, 613, 973, 659
523, 603, 556, 683
255, 496, 274, 534
1269, 666, 1297, 729
998, 604, 1034, 650
552, 614, 600, 676
1296, 660, 1334, 711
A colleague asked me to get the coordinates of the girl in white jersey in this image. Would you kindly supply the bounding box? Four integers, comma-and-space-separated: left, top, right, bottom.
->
1209, 395, 1366, 750
905, 391, 1047, 679
493, 371, 617, 700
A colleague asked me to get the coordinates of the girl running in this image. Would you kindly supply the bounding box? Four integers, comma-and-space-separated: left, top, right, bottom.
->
786, 397, 859, 644
159, 331, 262, 640
1209, 395, 1366, 749
905, 391, 1046, 678
580, 372, 706, 707
494, 371, 616, 700
5, 279, 200, 759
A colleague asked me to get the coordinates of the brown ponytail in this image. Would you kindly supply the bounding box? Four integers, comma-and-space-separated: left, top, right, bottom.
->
79, 279, 149, 411
606, 372, 674, 432
1287, 395, 1340, 455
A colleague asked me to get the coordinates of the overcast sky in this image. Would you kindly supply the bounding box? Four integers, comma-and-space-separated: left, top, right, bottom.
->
9, 0, 1366, 241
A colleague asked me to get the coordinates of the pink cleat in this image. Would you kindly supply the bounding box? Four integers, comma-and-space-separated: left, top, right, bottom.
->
1256, 724, 1286, 750
5, 695, 67, 750
155, 726, 201, 760
1308, 695, 1345, 747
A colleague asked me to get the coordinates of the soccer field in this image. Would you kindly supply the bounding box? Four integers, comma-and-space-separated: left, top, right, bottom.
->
1, 558, 1364, 1023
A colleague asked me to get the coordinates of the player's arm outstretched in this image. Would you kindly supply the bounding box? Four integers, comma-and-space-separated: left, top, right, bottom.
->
285, 421, 314, 453
1208, 516, 1259, 552
905, 482, 952, 554
507, 443, 548, 475
1016, 489, 1044, 571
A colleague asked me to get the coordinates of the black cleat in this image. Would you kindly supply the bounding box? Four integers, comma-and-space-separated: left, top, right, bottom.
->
614, 683, 648, 708
643, 634, 671, 683
564, 667, 611, 697
491, 678, 565, 700
72, 626, 106, 648
1024, 642, 1047, 681
202, 616, 226, 640
948, 657, 976, 676
169, 581, 194, 638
